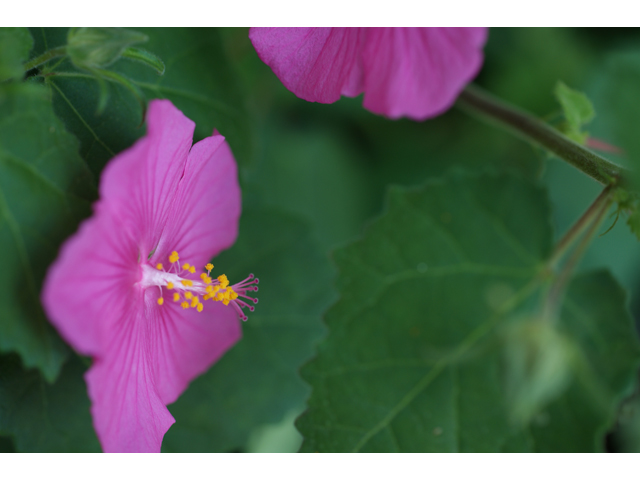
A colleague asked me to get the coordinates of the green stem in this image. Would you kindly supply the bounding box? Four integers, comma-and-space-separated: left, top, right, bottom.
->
547, 186, 613, 268
23, 46, 67, 72
543, 186, 614, 320
457, 85, 630, 187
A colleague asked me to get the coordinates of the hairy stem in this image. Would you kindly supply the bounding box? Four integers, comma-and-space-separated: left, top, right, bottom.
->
23, 46, 67, 72
457, 85, 630, 187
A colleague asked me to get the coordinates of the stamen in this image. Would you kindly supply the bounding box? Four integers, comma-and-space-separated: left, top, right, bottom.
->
142, 251, 258, 320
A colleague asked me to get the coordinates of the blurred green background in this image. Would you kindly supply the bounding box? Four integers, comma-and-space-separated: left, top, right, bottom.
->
3, 27, 640, 452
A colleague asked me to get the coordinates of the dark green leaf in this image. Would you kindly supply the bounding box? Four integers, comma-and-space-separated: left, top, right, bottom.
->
0, 28, 33, 81
0, 83, 95, 381
162, 208, 334, 452
296, 173, 640, 452
0, 353, 100, 452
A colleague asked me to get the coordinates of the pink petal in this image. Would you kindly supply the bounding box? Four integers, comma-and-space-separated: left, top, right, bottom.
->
86, 302, 174, 453
154, 132, 241, 268
147, 289, 242, 405
41, 211, 139, 356
99, 100, 196, 259
249, 27, 365, 104
361, 28, 488, 120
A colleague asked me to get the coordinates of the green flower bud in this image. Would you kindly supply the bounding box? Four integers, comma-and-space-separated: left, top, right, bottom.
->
502, 319, 575, 425
67, 27, 148, 69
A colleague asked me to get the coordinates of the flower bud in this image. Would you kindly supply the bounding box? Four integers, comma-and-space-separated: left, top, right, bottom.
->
67, 27, 147, 69
502, 319, 575, 425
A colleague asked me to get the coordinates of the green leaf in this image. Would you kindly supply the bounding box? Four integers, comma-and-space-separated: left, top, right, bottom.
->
29, 27, 252, 176
0, 28, 33, 81
0, 353, 100, 452
121, 47, 165, 75
296, 173, 640, 452
161, 208, 334, 452
0, 83, 95, 381
554, 81, 595, 134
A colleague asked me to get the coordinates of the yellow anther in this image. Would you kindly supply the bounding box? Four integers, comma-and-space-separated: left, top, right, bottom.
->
157, 297, 164, 305
182, 263, 191, 271
181, 279, 193, 287
189, 266, 196, 274
173, 293, 180, 302
181, 301, 189, 309
197, 303, 204, 313
184, 292, 193, 300
156, 263, 163, 270
166, 282, 174, 290
203, 293, 211, 300
203, 276, 212, 284
206, 263, 214, 272
169, 251, 180, 263
217, 274, 229, 288
191, 296, 199, 307
200, 273, 209, 281
206, 285, 214, 293
223, 298, 230, 306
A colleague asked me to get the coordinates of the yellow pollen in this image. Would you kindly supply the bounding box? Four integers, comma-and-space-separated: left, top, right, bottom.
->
181, 301, 189, 309
189, 266, 196, 274
200, 273, 208, 281
156, 263, 163, 270
184, 292, 193, 300
206, 263, 214, 272
191, 296, 199, 307
182, 263, 191, 271
173, 293, 180, 302
197, 303, 204, 313
203, 293, 211, 300
206, 285, 214, 293
181, 279, 193, 287
166, 282, 174, 290
157, 297, 164, 305
217, 274, 229, 288
169, 251, 179, 263
223, 298, 230, 306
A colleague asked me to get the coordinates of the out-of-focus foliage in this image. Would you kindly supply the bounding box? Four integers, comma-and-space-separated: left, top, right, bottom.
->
1, 27, 640, 452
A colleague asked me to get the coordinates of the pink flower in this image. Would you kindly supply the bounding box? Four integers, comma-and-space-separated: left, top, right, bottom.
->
41, 100, 259, 453
249, 27, 488, 120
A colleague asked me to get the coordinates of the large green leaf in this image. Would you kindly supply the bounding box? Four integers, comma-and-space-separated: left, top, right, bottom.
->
162, 208, 334, 452
0, 353, 100, 452
296, 173, 640, 452
0, 83, 95, 381
28, 27, 252, 177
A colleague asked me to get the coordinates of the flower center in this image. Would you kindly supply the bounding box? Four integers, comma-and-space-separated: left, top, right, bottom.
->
139, 250, 258, 320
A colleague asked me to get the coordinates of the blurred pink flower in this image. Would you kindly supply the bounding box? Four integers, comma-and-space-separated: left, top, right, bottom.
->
42, 100, 258, 453
249, 27, 488, 120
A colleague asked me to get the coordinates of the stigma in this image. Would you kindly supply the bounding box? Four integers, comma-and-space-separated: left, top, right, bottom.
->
139, 250, 258, 321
